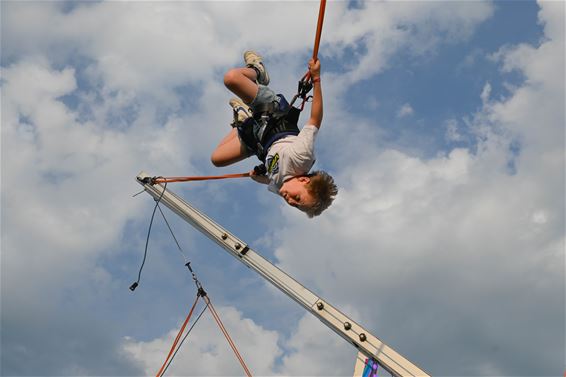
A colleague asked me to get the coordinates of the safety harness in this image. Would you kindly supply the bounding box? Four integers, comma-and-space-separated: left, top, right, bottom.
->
236, 80, 313, 163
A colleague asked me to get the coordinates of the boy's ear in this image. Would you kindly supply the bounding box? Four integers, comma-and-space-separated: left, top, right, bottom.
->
298, 176, 311, 183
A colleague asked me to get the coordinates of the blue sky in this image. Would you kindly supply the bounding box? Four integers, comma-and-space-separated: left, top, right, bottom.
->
1, 1, 564, 376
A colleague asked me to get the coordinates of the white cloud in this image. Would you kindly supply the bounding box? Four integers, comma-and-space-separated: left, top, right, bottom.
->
445, 119, 464, 142
480, 81, 492, 104
278, 311, 359, 376
397, 103, 414, 118
324, 1, 494, 89
0, 56, 203, 375
1, 2, 331, 98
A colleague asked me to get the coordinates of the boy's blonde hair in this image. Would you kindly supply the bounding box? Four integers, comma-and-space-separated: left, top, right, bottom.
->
304, 171, 338, 218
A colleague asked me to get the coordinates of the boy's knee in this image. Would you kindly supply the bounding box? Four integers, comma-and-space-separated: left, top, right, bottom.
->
223, 69, 238, 88
210, 152, 229, 168
210, 153, 223, 167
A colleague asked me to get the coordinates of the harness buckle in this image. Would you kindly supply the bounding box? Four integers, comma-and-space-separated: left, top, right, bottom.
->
252, 114, 269, 141
289, 77, 313, 109
298, 78, 313, 98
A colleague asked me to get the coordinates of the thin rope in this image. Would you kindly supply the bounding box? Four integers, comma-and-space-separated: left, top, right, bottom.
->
130, 181, 168, 291
157, 204, 190, 264
155, 294, 201, 377
161, 301, 210, 376
205, 296, 253, 377
153, 199, 204, 292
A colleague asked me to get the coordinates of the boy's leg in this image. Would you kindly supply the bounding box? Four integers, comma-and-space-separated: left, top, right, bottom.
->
213, 51, 272, 167
223, 50, 270, 104
223, 67, 259, 104
211, 128, 250, 167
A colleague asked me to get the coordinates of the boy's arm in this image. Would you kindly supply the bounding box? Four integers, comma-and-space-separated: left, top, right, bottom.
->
307, 59, 323, 129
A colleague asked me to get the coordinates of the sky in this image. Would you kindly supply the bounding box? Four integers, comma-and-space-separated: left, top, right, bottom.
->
1, 1, 564, 376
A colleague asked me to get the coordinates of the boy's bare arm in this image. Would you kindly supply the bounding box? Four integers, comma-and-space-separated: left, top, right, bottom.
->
307, 59, 323, 129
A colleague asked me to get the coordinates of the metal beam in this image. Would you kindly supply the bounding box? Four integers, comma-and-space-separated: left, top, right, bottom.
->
136, 171, 431, 377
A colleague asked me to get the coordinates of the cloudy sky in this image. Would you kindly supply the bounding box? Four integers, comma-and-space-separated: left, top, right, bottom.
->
1, 1, 564, 376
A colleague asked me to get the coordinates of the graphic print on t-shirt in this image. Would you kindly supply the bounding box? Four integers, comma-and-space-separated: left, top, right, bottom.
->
266, 153, 280, 175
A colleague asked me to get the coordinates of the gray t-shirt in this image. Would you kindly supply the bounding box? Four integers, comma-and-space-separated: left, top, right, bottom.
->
265, 125, 318, 194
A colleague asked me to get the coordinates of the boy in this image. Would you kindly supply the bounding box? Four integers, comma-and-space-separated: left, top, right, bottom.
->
211, 51, 337, 217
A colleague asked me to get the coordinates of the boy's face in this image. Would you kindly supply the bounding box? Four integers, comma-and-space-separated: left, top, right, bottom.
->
279, 176, 315, 211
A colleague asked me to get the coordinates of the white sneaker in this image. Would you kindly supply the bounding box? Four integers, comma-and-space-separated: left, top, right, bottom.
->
244, 50, 270, 86
229, 97, 252, 126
